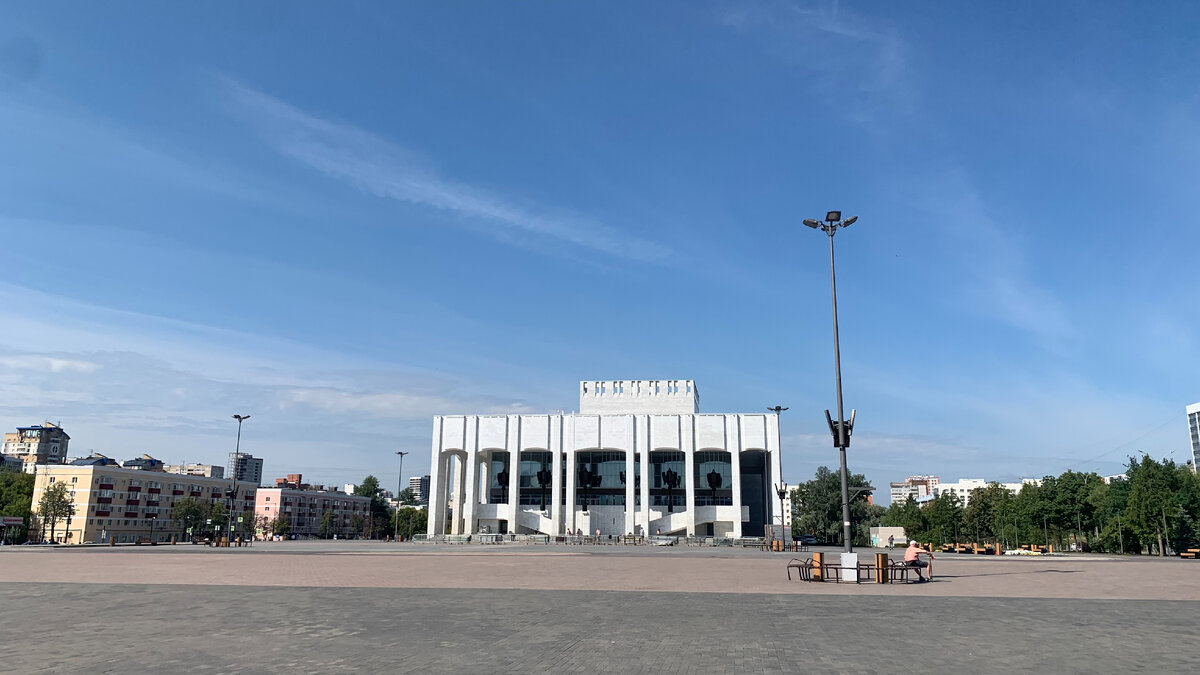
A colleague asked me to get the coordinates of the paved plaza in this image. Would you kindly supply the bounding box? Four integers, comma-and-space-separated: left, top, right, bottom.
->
3, 542, 1198, 673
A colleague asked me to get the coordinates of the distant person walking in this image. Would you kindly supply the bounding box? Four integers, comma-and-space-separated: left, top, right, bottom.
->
887, 535, 894, 548
904, 541, 935, 582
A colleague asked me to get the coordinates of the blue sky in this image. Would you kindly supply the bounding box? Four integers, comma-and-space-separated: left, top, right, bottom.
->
1, 2, 1197, 502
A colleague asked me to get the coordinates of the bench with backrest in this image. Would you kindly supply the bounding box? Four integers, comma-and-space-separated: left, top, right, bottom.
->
1180, 548, 1200, 559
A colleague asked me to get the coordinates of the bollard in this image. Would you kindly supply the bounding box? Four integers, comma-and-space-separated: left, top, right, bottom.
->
109, 538, 116, 547
875, 552, 889, 583
812, 551, 824, 582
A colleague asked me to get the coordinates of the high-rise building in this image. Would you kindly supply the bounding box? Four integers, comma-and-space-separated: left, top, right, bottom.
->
409, 475, 430, 504
1188, 402, 1200, 474
229, 453, 264, 486
2, 422, 70, 472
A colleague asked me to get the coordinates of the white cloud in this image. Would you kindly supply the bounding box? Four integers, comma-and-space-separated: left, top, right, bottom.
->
0, 354, 99, 374
717, 0, 916, 121
215, 76, 673, 264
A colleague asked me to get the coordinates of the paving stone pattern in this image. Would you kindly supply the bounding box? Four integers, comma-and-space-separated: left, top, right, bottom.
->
2, 583, 1196, 674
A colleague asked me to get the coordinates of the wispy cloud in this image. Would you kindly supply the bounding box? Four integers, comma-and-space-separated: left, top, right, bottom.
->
717, 0, 916, 121
215, 76, 672, 264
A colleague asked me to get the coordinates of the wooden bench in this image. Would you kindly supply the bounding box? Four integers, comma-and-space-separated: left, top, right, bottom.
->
1179, 548, 1200, 559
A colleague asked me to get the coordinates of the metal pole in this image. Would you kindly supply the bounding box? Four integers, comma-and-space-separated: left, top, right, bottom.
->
394, 451, 408, 542
1117, 510, 1124, 555
828, 228, 852, 553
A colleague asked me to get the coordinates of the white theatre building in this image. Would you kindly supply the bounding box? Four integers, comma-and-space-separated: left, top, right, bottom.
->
427, 380, 783, 538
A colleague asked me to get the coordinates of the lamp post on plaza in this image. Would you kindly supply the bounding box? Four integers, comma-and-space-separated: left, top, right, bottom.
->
774, 482, 788, 542
537, 463, 553, 512
394, 451, 409, 542
225, 485, 239, 546
231, 414, 250, 481
803, 211, 858, 553
662, 468, 681, 514
148, 512, 157, 545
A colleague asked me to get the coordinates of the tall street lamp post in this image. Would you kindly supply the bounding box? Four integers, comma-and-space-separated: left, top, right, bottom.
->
804, 211, 858, 553
229, 414, 250, 548
394, 451, 409, 542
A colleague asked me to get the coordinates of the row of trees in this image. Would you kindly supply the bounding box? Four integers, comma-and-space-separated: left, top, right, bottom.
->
878, 456, 1200, 555
785, 455, 1200, 555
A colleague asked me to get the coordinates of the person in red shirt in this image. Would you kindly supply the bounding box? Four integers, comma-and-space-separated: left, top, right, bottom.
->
904, 540, 935, 582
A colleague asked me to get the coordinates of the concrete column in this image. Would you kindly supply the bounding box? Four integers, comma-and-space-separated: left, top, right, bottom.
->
449, 454, 463, 534
507, 416, 520, 534
462, 418, 479, 534
730, 416, 743, 538
639, 418, 651, 535
427, 418, 443, 536
564, 418, 577, 536
624, 430, 635, 535
683, 414, 696, 536
550, 415, 562, 535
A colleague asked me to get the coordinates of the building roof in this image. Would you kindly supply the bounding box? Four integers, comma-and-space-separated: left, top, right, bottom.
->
70, 455, 119, 466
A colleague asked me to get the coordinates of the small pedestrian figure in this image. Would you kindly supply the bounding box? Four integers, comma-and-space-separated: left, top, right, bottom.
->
888, 534, 894, 548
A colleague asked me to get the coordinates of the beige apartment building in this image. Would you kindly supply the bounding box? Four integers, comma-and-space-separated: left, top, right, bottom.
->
31, 462, 256, 544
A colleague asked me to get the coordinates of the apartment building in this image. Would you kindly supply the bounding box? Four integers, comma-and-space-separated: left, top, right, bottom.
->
254, 474, 372, 538
31, 461, 256, 544
2, 422, 70, 472
165, 463, 225, 478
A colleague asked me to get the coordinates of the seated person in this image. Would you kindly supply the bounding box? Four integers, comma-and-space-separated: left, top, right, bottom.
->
904, 541, 935, 582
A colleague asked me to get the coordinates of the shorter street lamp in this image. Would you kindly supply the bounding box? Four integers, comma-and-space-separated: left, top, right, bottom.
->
225, 486, 239, 547
64, 505, 75, 545
662, 468, 681, 513
394, 450, 408, 542
497, 469, 510, 503
775, 483, 788, 541
148, 512, 158, 545
537, 463, 552, 511
707, 469, 722, 504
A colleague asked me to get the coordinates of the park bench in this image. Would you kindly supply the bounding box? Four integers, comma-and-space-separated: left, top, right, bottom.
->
620, 534, 643, 545
1179, 548, 1200, 559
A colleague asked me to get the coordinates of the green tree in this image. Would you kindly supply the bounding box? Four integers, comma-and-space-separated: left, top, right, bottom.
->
393, 506, 428, 540
170, 497, 211, 538
791, 466, 876, 546
0, 469, 35, 543
356, 475, 392, 539
925, 492, 964, 546
397, 487, 419, 506
271, 513, 291, 537
881, 496, 928, 543
209, 501, 229, 536
317, 509, 336, 539
37, 481, 73, 543
962, 483, 1014, 545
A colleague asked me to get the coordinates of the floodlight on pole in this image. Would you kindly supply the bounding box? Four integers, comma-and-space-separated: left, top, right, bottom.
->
802, 219, 821, 229
803, 210, 859, 553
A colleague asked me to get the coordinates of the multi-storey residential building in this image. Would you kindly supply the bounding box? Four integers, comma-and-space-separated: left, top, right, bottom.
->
31, 461, 256, 544
229, 453, 264, 485
253, 474, 372, 538
1188, 402, 1200, 473
889, 476, 940, 504
930, 477, 1041, 505
165, 463, 225, 478
409, 475, 430, 504
427, 379, 784, 538
3, 422, 70, 472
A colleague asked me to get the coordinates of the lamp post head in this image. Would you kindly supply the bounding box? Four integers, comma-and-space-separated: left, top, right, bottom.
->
395, 450, 408, 456
825, 211, 841, 223
842, 215, 857, 227
233, 414, 250, 422
802, 219, 821, 229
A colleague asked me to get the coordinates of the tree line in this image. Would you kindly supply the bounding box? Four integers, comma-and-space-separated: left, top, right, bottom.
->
791, 456, 1200, 554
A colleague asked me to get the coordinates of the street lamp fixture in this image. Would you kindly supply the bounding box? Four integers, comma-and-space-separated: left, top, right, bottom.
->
804, 210, 859, 553
775, 482, 788, 542
231, 414, 250, 483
